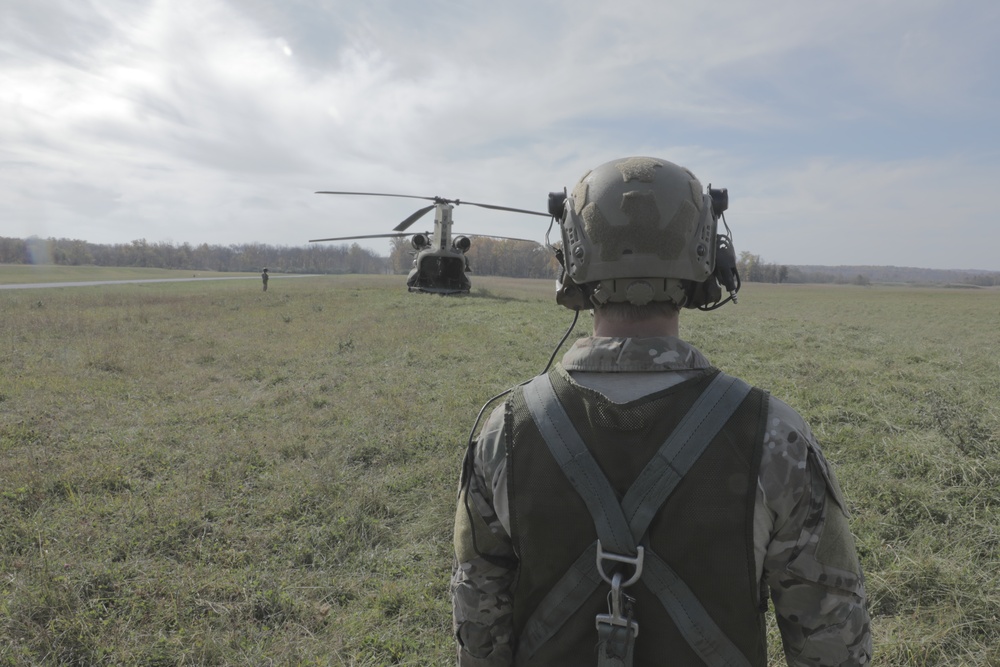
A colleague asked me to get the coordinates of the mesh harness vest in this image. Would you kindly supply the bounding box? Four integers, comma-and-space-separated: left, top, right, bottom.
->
506, 368, 769, 666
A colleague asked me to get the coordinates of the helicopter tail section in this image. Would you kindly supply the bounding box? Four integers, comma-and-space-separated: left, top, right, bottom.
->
406, 253, 471, 294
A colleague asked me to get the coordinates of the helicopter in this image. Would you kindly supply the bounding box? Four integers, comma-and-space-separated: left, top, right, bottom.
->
310, 192, 551, 294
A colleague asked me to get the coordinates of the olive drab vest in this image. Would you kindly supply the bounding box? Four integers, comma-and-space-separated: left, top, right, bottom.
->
506, 367, 768, 666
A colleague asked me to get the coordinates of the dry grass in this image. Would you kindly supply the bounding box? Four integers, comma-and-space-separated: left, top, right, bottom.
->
1, 274, 997, 665
0, 264, 260, 285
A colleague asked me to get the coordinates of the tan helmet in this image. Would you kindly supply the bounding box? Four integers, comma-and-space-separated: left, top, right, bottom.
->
550, 156, 736, 310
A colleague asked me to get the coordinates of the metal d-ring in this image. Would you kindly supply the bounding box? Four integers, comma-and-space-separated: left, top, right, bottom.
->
596, 542, 645, 588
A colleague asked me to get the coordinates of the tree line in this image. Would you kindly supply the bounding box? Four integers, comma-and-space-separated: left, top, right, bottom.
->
736, 252, 1000, 286
736, 252, 845, 284
737, 252, 789, 283
1, 235, 557, 279
1, 236, 386, 275
3, 236, 997, 286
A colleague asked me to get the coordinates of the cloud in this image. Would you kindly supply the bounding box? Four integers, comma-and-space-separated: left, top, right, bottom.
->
0, 0, 998, 270
730, 153, 998, 269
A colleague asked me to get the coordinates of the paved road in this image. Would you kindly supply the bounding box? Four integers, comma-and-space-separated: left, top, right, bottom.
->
0, 275, 318, 290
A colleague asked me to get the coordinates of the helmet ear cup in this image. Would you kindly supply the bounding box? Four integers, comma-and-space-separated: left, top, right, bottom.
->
684, 276, 722, 309
684, 234, 741, 309
709, 187, 728, 217
713, 234, 739, 296
555, 274, 592, 311
548, 190, 567, 219
553, 246, 592, 311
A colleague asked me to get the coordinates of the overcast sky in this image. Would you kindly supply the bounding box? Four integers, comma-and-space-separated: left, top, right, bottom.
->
2, 0, 998, 270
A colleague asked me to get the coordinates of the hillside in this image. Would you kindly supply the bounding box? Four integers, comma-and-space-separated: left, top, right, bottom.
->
789, 264, 1000, 285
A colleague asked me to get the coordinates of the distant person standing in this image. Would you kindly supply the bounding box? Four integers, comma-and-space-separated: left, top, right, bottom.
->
261, 267, 269, 292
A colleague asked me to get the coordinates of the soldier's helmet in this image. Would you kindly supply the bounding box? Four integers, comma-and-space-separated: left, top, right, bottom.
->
551, 156, 734, 310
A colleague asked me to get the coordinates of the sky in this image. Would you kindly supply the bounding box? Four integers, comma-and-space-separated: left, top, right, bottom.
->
2, 0, 999, 271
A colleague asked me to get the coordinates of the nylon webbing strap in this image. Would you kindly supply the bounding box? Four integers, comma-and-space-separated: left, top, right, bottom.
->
622, 372, 752, 541
522, 376, 637, 556
517, 371, 754, 665
643, 553, 752, 667
516, 543, 601, 659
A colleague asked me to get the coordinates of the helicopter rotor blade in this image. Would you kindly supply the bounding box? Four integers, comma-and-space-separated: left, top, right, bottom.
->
315, 191, 550, 217
310, 231, 540, 245
393, 204, 436, 232
309, 232, 415, 243
456, 233, 541, 244
458, 201, 550, 217
315, 191, 438, 202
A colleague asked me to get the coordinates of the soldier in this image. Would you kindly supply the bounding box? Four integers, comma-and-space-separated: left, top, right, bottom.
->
452, 157, 872, 666
261, 267, 269, 292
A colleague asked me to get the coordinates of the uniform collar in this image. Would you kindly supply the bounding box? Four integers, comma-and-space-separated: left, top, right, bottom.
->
560, 336, 712, 373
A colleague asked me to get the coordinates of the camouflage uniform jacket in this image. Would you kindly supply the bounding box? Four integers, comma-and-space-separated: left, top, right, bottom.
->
452, 335, 872, 666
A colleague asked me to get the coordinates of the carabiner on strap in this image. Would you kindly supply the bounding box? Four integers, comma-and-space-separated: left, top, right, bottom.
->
596, 572, 638, 666
595, 543, 643, 667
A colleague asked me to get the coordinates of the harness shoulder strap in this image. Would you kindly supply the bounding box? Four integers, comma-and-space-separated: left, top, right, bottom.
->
622, 372, 752, 541
516, 371, 754, 667
522, 374, 637, 556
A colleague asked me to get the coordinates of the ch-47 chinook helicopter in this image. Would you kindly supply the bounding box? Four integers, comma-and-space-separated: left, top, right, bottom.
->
310, 192, 551, 294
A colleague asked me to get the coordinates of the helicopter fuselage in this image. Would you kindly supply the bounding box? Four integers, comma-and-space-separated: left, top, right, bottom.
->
406, 251, 470, 294
404, 203, 472, 295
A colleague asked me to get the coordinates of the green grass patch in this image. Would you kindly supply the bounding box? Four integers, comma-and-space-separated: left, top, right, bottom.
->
0, 264, 259, 284
1, 275, 998, 665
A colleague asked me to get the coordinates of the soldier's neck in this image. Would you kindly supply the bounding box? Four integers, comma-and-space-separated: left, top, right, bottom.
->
592, 311, 679, 338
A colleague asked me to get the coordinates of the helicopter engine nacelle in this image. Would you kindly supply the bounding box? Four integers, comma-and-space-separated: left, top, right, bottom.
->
452, 236, 471, 253
411, 233, 430, 250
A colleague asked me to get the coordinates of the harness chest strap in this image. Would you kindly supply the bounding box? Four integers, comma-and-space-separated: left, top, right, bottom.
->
517, 371, 753, 667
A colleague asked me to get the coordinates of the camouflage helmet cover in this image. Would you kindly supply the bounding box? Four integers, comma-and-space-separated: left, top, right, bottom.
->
559, 156, 718, 307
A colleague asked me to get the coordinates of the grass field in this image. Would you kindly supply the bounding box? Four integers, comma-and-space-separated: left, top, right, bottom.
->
1, 273, 997, 665
0, 265, 262, 285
